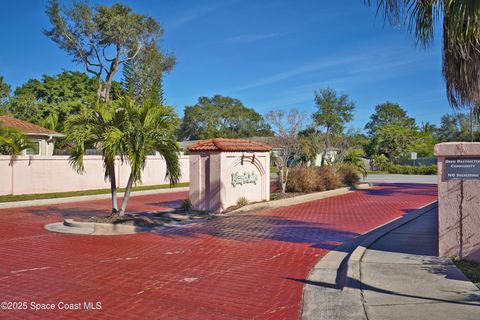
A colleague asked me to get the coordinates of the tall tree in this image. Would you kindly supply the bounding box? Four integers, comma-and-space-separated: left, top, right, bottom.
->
122, 42, 175, 105
66, 99, 181, 216
66, 103, 123, 213
313, 88, 355, 165
113, 98, 181, 215
364, 102, 417, 136
365, 102, 425, 159
298, 127, 325, 166
370, 124, 417, 161
0, 76, 10, 106
8, 71, 122, 132
179, 95, 272, 140
45, 1, 162, 103
266, 109, 306, 193
367, 1, 480, 109
436, 112, 480, 142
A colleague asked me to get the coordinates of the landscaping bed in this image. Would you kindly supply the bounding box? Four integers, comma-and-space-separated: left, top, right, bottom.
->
86, 209, 214, 227
46, 206, 216, 235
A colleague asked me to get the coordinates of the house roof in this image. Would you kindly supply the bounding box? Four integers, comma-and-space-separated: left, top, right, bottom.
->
0, 116, 63, 136
188, 138, 272, 152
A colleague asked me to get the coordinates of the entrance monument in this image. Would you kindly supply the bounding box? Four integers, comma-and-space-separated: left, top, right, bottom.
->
435, 142, 480, 262
188, 138, 271, 213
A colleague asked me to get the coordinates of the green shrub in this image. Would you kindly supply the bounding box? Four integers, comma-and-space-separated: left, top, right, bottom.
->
343, 149, 367, 177
286, 167, 325, 193
336, 163, 361, 186
180, 199, 192, 212
237, 197, 249, 207
372, 154, 390, 171
385, 164, 437, 175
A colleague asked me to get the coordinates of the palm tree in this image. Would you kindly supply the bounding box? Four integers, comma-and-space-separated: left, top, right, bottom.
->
367, 1, 480, 108
0, 123, 29, 160
343, 148, 368, 177
113, 98, 181, 215
65, 104, 123, 213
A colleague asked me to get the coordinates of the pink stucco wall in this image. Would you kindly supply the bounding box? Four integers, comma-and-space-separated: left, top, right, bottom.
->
434, 142, 480, 262
189, 151, 270, 213
0, 155, 189, 196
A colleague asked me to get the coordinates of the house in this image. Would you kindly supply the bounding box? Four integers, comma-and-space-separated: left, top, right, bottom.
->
0, 116, 64, 156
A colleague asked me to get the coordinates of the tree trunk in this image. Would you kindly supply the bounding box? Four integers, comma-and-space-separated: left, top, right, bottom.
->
104, 50, 120, 104
108, 165, 118, 213
322, 130, 330, 166
279, 167, 285, 193
470, 107, 474, 142
96, 76, 103, 103
118, 172, 135, 216
280, 166, 288, 193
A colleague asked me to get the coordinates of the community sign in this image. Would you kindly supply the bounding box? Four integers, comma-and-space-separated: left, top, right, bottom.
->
445, 158, 480, 180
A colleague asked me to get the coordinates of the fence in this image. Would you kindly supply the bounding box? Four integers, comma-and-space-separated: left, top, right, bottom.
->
399, 157, 437, 166
0, 155, 190, 196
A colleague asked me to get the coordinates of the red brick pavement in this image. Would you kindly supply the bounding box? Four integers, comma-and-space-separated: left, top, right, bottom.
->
0, 184, 437, 319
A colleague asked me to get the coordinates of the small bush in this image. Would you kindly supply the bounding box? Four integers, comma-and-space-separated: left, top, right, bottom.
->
336, 163, 361, 186
317, 166, 342, 190
287, 166, 344, 192
286, 167, 325, 193
180, 199, 192, 212
237, 197, 249, 207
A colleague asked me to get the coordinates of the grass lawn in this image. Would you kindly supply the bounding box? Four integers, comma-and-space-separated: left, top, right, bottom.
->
0, 182, 189, 203
454, 259, 480, 289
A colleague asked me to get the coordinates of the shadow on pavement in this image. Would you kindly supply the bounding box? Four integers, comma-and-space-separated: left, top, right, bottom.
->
289, 276, 480, 306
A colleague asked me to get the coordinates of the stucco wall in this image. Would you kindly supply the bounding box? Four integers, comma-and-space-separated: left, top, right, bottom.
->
189, 151, 270, 212
220, 152, 270, 211
434, 142, 480, 262
0, 155, 189, 196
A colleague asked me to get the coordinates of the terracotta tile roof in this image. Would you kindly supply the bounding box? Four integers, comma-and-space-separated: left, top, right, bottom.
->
0, 116, 62, 136
188, 138, 272, 152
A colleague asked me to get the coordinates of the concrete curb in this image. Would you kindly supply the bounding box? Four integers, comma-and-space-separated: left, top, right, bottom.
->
229, 187, 353, 214
0, 187, 189, 209
346, 201, 438, 320
46, 219, 144, 235
348, 201, 438, 264
301, 201, 438, 320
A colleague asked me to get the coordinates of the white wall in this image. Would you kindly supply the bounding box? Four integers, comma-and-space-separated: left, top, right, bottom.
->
0, 155, 189, 196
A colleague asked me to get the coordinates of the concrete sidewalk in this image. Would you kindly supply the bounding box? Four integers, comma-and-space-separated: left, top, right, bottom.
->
303, 204, 480, 320
362, 174, 438, 184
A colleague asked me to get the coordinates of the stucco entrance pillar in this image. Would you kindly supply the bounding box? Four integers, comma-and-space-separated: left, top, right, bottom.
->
434, 142, 480, 262
188, 138, 271, 213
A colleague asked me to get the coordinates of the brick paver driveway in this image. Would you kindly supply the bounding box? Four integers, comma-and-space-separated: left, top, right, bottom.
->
0, 184, 437, 319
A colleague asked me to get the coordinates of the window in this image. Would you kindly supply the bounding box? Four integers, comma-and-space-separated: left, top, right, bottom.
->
25, 140, 40, 156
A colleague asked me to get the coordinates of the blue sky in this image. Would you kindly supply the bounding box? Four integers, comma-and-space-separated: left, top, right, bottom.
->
0, 0, 452, 130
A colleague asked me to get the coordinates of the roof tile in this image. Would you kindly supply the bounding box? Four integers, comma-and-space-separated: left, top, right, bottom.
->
188, 138, 272, 152
0, 116, 61, 135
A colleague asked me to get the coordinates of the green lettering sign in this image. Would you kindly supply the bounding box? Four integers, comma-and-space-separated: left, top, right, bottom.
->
231, 171, 258, 187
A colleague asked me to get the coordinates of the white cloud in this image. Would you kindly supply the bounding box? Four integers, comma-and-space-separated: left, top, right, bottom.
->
229, 45, 429, 93
224, 32, 288, 44
166, 0, 239, 31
